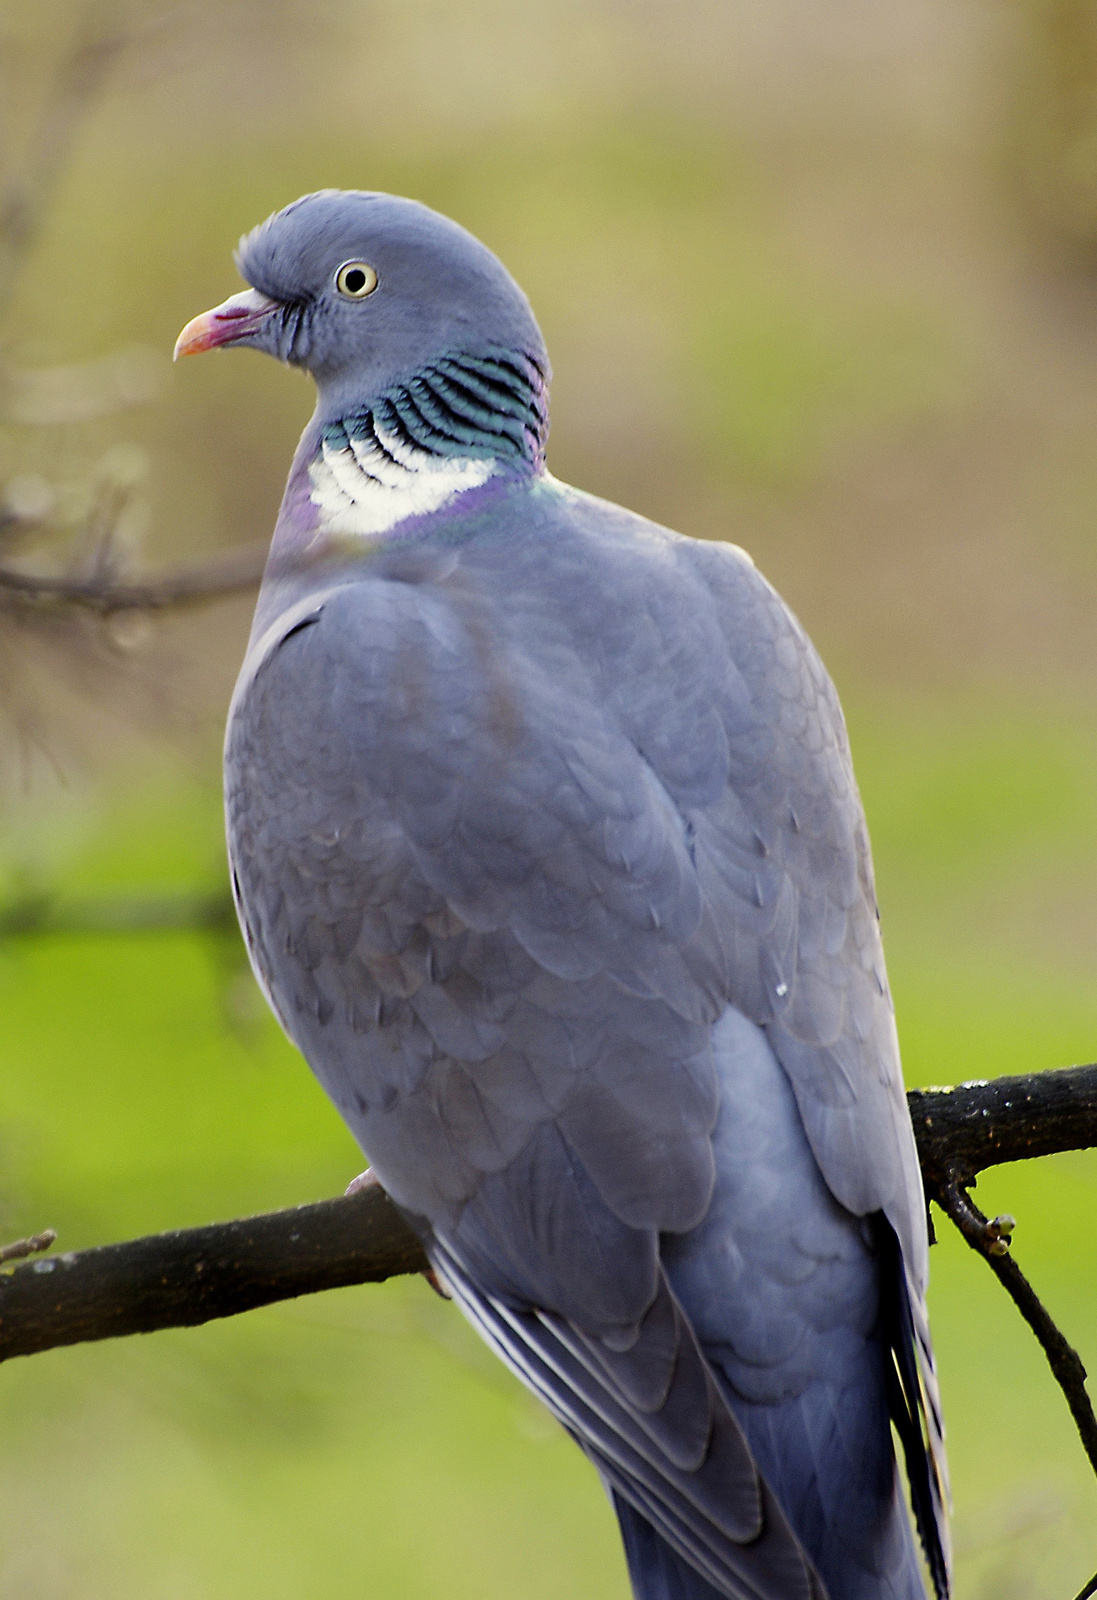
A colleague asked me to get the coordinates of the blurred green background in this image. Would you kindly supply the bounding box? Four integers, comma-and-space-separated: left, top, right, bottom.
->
1, 1, 1097, 1596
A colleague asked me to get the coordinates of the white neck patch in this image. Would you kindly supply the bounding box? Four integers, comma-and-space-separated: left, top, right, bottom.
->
308, 419, 497, 538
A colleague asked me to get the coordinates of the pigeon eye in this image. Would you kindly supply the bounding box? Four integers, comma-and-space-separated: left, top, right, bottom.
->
335, 261, 378, 299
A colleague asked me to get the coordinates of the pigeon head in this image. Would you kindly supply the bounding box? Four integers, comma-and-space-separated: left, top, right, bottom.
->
175, 190, 549, 451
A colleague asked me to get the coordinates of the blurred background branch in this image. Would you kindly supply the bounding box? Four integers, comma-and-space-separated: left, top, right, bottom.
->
0, 538, 266, 613
0, 882, 233, 938
0, 1, 271, 792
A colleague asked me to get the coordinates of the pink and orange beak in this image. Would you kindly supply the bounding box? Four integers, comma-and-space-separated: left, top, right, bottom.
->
173, 287, 279, 359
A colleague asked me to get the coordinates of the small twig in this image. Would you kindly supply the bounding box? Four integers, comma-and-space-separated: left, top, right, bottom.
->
0, 1229, 56, 1265
0, 541, 267, 613
933, 1178, 1097, 1481
1074, 1572, 1097, 1600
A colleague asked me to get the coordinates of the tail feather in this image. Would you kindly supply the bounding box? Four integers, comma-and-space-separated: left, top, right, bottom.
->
879, 1217, 951, 1600
613, 1494, 749, 1600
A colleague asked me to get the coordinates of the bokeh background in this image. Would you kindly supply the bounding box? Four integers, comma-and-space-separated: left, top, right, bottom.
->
0, 1, 1096, 1595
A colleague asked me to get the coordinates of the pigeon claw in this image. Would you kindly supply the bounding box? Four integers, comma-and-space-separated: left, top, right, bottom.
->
345, 1168, 381, 1197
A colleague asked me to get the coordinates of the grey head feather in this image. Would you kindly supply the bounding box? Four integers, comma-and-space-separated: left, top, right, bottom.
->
233, 189, 549, 421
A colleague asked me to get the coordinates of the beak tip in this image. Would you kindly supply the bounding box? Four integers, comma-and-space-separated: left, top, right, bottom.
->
173, 313, 213, 361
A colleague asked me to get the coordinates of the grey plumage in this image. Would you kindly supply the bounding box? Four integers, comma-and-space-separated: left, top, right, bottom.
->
180, 188, 950, 1600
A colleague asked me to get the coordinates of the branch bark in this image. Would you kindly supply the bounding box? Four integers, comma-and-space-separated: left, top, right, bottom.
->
0, 1064, 1094, 1366
0, 1186, 428, 1362
907, 1066, 1097, 1185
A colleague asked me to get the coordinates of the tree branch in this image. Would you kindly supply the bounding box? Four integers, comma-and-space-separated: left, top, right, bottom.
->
2, 1060, 1095, 1591
0, 1186, 428, 1362
0, 541, 267, 614
907, 1067, 1097, 1185
0, 1065, 1093, 1367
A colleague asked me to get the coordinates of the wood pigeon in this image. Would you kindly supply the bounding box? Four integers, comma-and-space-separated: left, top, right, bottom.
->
175, 189, 950, 1600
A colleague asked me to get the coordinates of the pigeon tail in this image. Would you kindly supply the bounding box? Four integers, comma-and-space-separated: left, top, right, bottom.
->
614, 1495, 731, 1600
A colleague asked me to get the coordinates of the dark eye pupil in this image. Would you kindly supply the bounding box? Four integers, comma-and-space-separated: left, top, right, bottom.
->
344, 269, 366, 293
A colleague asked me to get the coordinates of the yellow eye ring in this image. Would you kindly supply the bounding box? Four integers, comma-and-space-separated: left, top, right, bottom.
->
335, 261, 378, 299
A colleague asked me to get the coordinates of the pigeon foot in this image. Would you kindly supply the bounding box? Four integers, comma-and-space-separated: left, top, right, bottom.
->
344, 1168, 380, 1197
